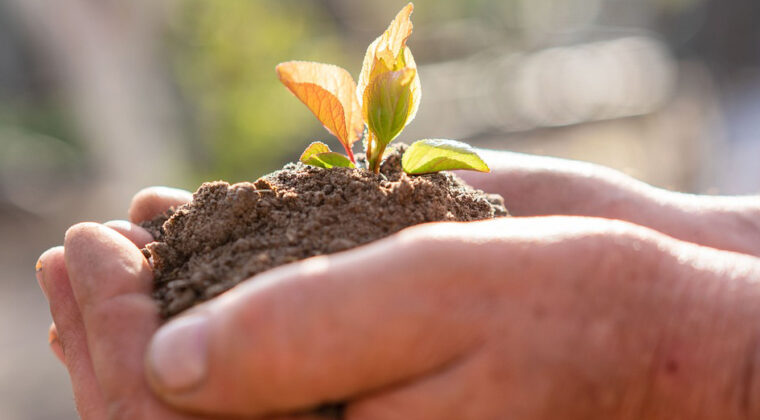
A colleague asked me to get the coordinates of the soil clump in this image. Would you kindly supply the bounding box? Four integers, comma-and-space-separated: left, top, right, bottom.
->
142, 145, 507, 318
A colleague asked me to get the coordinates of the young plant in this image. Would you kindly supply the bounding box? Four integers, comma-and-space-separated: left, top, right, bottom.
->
276, 3, 489, 175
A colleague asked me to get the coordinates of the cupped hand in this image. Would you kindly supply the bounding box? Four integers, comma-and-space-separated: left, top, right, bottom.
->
144, 216, 760, 419
38, 148, 760, 420
37, 187, 323, 420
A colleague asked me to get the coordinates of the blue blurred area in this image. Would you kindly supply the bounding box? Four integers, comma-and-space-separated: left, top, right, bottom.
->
0, 0, 758, 418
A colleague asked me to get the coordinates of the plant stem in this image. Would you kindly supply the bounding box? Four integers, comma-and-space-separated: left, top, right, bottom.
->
369, 143, 386, 174
366, 133, 374, 170
365, 131, 388, 173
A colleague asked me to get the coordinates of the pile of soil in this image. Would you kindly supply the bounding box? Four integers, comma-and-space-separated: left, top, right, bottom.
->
142, 145, 508, 318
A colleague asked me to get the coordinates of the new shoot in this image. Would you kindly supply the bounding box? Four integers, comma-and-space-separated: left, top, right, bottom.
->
276, 3, 489, 175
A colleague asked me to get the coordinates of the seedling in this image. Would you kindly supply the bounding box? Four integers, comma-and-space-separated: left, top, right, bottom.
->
276, 3, 489, 175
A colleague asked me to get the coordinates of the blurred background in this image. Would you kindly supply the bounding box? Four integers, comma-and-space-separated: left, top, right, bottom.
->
1, 0, 758, 417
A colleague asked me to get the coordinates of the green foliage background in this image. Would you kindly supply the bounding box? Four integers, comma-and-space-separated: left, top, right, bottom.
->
168, 0, 351, 183
0, 0, 707, 188
165, 0, 531, 184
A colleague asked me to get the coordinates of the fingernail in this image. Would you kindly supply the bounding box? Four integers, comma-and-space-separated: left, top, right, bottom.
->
35, 259, 49, 299
104, 220, 133, 231
48, 325, 65, 363
148, 314, 209, 392
48, 324, 57, 345
154, 186, 194, 201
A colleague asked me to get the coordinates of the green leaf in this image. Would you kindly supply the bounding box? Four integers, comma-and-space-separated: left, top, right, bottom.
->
402, 139, 490, 174
299, 141, 332, 164
304, 152, 355, 169
364, 68, 416, 148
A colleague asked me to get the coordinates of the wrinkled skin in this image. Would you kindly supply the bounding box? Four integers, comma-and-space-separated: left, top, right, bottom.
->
37, 151, 760, 419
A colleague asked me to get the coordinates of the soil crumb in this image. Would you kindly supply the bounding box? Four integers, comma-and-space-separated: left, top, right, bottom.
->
143, 145, 507, 318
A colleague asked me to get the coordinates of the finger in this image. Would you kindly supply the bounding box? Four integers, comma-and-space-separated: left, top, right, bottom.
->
37, 246, 107, 419
128, 186, 192, 223
63, 223, 323, 420
63, 222, 194, 419
37, 257, 66, 365
105, 220, 156, 247
48, 322, 65, 364
145, 228, 482, 417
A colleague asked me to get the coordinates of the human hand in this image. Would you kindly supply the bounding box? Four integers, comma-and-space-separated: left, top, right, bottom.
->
458, 150, 760, 256
143, 216, 760, 419
39, 149, 760, 420
37, 187, 325, 419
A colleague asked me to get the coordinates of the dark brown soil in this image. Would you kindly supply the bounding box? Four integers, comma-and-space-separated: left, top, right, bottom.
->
142, 145, 507, 318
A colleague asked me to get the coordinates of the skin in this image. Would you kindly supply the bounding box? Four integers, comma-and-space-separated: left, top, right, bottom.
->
459, 150, 760, 256
36, 151, 760, 419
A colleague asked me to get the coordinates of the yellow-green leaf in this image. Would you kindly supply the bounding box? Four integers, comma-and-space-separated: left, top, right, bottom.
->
299, 141, 331, 164
304, 152, 355, 169
402, 139, 490, 174
276, 61, 363, 160
401, 47, 421, 124
364, 68, 417, 147
357, 3, 414, 92
357, 4, 421, 132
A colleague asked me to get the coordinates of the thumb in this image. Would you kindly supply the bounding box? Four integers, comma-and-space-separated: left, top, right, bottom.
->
145, 227, 482, 417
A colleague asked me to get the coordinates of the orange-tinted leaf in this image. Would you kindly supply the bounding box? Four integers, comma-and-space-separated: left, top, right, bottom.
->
277, 61, 364, 156
357, 3, 415, 109
375, 3, 414, 67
